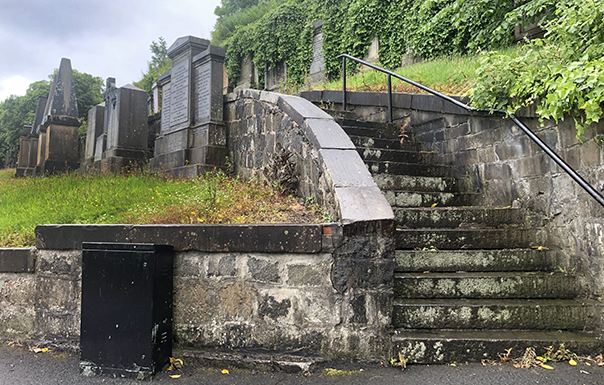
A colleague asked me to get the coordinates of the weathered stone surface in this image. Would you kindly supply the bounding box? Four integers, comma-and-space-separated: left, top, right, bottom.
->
35, 224, 323, 252
0, 248, 36, 272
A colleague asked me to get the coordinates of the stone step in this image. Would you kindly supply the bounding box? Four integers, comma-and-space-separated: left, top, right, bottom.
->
394, 272, 578, 299
341, 125, 400, 139
336, 118, 398, 130
373, 174, 461, 193
395, 249, 556, 272
392, 299, 600, 330
349, 135, 422, 151
357, 148, 438, 163
394, 207, 526, 228
365, 161, 453, 177
391, 330, 604, 363
395, 228, 539, 250
384, 191, 476, 208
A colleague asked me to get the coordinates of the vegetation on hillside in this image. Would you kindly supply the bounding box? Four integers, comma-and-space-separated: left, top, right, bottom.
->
0, 169, 322, 247
471, 0, 604, 142
212, 0, 603, 142
213, 0, 528, 89
134, 37, 172, 95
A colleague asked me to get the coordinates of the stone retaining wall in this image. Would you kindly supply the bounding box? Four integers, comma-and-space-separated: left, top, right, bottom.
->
0, 223, 393, 360
0, 90, 395, 361
301, 90, 604, 312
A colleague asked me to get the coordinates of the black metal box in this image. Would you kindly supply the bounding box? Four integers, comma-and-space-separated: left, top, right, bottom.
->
80, 243, 174, 379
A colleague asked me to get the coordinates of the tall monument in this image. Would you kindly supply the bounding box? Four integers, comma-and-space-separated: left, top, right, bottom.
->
149, 36, 227, 177
35, 58, 81, 175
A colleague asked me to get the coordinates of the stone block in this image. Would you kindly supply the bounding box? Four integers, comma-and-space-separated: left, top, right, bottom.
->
35, 277, 80, 311
287, 263, 327, 286
319, 149, 377, 188
248, 257, 280, 283
303, 118, 355, 150
278, 95, 331, 126
207, 254, 238, 277
580, 140, 602, 168
0, 248, 36, 272
258, 293, 291, 320
335, 186, 393, 225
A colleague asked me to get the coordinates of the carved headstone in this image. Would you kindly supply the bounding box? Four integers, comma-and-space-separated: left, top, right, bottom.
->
309, 20, 326, 83
94, 78, 148, 172
35, 58, 81, 175
235, 55, 257, 91
16, 95, 47, 176
364, 36, 380, 64
82, 102, 106, 169
265, 60, 287, 91
150, 36, 227, 177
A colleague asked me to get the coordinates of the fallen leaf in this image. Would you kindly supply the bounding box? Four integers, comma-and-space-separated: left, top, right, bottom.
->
431, 203, 438, 208
580, 370, 590, 374
586, 362, 592, 366
541, 364, 554, 370
535, 356, 544, 362
221, 369, 229, 374
449, 363, 456, 367
531, 246, 550, 251
169, 374, 181, 379
569, 359, 577, 366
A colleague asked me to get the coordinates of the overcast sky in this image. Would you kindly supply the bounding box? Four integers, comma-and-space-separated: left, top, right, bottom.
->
0, 0, 222, 102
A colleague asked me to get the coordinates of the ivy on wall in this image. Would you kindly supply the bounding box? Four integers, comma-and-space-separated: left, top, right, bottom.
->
218, 0, 523, 86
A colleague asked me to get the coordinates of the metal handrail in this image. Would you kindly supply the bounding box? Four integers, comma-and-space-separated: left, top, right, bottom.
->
337, 53, 604, 208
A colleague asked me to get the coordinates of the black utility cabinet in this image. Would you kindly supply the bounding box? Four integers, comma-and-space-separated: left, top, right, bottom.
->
80, 243, 174, 379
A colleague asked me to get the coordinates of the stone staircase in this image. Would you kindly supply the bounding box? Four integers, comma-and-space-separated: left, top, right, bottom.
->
333, 115, 603, 363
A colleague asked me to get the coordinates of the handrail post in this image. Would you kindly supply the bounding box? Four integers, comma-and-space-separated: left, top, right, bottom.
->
387, 74, 393, 123
342, 57, 347, 111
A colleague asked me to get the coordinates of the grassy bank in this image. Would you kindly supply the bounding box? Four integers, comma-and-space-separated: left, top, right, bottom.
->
313, 47, 521, 96
0, 169, 321, 247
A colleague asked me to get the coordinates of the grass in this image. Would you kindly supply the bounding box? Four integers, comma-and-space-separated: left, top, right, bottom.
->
0, 169, 322, 247
313, 47, 521, 96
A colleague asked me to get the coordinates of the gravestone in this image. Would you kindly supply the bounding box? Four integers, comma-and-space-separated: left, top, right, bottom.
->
35, 58, 81, 175
364, 36, 380, 64
265, 60, 287, 91
150, 36, 227, 177
309, 20, 326, 83
82, 102, 105, 170
235, 55, 257, 91
96, 78, 148, 172
15, 125, 32, 175
16, 95, 47, 176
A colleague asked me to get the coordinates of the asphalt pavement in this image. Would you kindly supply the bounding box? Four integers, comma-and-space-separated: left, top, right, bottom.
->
1, 342, 604, 385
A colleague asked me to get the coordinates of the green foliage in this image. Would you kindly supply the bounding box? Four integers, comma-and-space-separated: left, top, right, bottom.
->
224, 2, 314, 87
212, 1, 279, 45
0, 69, 102, 167
472, 0, 604, 142
217, 0, 523, 87
134, 37, 172, 94
72, 70, 104, 121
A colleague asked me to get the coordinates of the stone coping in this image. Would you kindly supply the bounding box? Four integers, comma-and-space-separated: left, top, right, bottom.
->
34, 224, 325, 252
299, 90, 539, 118
0, 247, 36, 272
225, 89, 395, 227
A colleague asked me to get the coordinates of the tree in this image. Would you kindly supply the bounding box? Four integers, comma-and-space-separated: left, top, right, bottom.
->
0, 69, 103, 168
134, 37, 172, 95
214, 0, 259, 17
